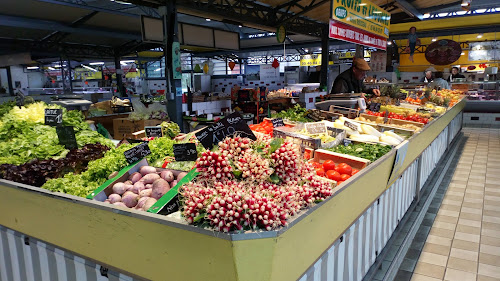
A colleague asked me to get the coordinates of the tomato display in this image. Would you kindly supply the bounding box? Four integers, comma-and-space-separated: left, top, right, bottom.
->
309, 161, 358, 186
335, 163, 352, 175
365, 110, 429, 124
249, 119, 274, 136
340, 174, 351, 181
322, 160, 336, 171
315, 168, 325, 177
326, 170, 341, 181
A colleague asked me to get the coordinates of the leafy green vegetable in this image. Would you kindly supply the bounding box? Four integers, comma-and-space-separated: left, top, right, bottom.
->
0, 101, 15, 119
271, 105, 314, 123
326, 143, 392, 162
165, 161, 195, 171
161, 121, 180, 139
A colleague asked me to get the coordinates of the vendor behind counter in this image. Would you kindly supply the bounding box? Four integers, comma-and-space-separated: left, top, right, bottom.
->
330, 58, 381, 99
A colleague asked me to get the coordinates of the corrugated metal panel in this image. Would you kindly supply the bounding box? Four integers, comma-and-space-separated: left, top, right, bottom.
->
0, 225, 137, 281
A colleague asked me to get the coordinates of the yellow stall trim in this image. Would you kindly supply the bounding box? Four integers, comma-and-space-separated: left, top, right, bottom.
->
390, 14, 500, 34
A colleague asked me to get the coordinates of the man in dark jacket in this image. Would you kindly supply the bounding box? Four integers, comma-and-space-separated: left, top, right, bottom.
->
330, 58, 381, 98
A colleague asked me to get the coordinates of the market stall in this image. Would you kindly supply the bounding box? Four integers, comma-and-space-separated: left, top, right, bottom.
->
0, 97, 465, 281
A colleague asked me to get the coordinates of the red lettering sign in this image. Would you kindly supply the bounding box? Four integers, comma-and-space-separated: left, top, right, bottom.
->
329, 19, 387, 50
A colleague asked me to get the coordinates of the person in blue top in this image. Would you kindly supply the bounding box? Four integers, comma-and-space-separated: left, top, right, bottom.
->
429, 72, 450, 90
406, 27, 421, 63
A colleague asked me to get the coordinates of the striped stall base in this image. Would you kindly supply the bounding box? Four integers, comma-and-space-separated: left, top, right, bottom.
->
0, 113, 464, 281
298, 113, 463, 281
0, 225, 138, 281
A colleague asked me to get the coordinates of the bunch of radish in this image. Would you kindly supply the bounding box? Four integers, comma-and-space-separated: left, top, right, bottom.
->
104, 165, 187, 211
181, 136, 336, 232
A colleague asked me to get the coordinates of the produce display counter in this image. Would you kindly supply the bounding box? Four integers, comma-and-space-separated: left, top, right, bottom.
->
0, 100, 466, 281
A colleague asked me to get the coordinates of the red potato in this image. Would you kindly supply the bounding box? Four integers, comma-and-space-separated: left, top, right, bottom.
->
112, 202, 127, 208
112, 182, 127, 195
131, 181, 146, 194
128, 172, 142, 184
170, 180, 178, 188
123, 180, 133, 185
151, 179, 170, 199
145, 184, 153, 189
135, 197, 149, 209
104, 199, 111, 204
177, 172, 188, 181
139, 189, 152, 198
142, 173, 160, 184
108, 194, 122, 203
142, 198, 157, 211
122, 192, 139, 208
160, 170, 174, 182
125, 184, 134, 192
139, 166, 157, 176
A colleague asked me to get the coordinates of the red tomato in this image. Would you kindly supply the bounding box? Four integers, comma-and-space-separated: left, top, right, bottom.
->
322, 160, 336, 171
310, 161, 321, 168
351, 169, 360, 176
337, 180, 344, 185
326, 170, 341, 181
340, 174, 351, 181
336, 163, 352, 175
315, 168, 325, 177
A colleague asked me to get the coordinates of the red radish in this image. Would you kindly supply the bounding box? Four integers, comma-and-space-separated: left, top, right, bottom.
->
112, 182, 127, 195
139, 166, 157, 176
108, 194, 122, 203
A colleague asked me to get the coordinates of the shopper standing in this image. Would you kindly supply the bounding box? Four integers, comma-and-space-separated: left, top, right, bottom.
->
421, 69, 434, 83
429, 72, 450, 90
447, 66, 465, 82
330, 58, 381, 98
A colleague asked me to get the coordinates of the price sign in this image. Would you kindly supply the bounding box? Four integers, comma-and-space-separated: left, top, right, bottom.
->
145, 126, 163, 138
343, 138, 352, 146
124, 142, 151, 164
44, 108, 63, 126
369, 103, 381, 112
331, 115, 339, 122
56, 126, 78, 149
344, 120, 358, 131
395, 99, 401, 106
173, 143, 198, 161
384, 111, 389, 124
272, 118, 285, 128
195, 112, 256, 149
305, 122, 327, 135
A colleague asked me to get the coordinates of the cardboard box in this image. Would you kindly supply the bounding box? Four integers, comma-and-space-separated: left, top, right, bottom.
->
113, 118, 163, 139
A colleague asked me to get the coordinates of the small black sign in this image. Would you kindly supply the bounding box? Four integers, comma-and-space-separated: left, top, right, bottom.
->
369, 103, 381, 112
145, 126, 163, 138
395, 99, 401, 106
305, 122, 327, 135
173, 143, 198, 161
195, 112, 256, 149
56, 126, 78, 149
45, 108, 63, 126
343, 139, 352, 146
384, 111, 389, 124
331, 115, 339, 122
124, 142, 151, 164
272, 118, 285, 128
344, 120, 358, 131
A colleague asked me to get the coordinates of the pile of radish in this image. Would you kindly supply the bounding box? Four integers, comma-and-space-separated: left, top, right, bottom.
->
181, 136, 335, 232
104, 165, 187, 211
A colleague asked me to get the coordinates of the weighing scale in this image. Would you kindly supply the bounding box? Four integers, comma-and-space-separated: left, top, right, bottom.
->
314, 93, 367, 112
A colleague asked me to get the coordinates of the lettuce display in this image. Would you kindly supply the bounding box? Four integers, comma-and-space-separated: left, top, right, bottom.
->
271, 105, 314, 123
325, 143, 392, 162
0, 102, 113, 165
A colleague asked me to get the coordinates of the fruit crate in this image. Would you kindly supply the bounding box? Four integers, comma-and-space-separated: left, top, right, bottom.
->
273, 125, 345, 150
87, 159, 188, 215
311, 149, 370, 171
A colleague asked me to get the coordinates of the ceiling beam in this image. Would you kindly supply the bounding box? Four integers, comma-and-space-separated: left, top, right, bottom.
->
36, 0, 142, 18
0, 14, 142, 40
393, 0, 424, 20
40, 11, 99, 43
419, 1, 461, 14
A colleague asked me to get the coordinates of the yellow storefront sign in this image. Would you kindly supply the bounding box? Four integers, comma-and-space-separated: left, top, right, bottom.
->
300, 51, 372, 66
331, 0, 390, 38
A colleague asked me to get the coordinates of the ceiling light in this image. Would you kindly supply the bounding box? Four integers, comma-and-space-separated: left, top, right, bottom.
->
154, 68, 162, 72
432, 37, 437, 42
477, 34, 483, 38
461, 2, 468, 6
89, 62, 105, 65
359, 3, 367, 6
82, 65, 98, 72
238, 25, 242, 27
206, 18, 211, 21
27, 66, 39, 70
373, 11, 382, 13
461, 52, 465, 55
423, 13, 431, 18
48, 67, 56, 71
387, 41, 392, 45
456, 10, 467, 15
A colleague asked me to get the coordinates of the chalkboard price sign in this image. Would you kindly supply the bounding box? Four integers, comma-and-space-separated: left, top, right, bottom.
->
145, 126, 163, 138
369, 103, 381, 112
272, 118, 285, 128
305, 122, 327, 135
343, 138, 352, 146
173, 143, 198, 161
45, 108, 63, 126
195, 112, 256, 149
124, 142, 151, 164
56, 126, 78, 149
344, 120, 358, 132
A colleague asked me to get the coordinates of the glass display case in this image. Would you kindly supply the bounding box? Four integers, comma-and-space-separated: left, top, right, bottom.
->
452, 81, 500, 101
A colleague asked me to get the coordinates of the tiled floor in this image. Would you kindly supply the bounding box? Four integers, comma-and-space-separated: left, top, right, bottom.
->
410, 128, 500, 281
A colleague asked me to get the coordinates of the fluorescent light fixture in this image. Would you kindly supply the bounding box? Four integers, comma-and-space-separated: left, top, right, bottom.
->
373, 11, 382, 13
432, 37, 437, 42
82, 65, 98, 72
120, 60, 135, 64
423, 13, 430, 18
318, 47, 322, 51
206, 18, 211, 21
89, 62, 105, 65
456, 10, 467, 15
438, 13, 448, 17
461, 2, 468, 6
476, 9, 486, 13
477, 33, 483, 38
110, 0, 132, 5
27, 66, 39, 70
359, 3, 367, 6
304, 49, 309, 52
48, 67, 56, 70
238, 25, 242, 27
154, 68, 162, 72
461, 52, 465, 55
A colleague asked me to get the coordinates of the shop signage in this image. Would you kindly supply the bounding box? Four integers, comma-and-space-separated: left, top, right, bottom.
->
173, 143, 198, 162
44, 108, 63, 126
145, 126, 163, 138
305, 122, 327, 135
331, 0, 390, 38
272, 118, 285, 128
260, 64, 280, 81
276, 25, 286, 43
195, 112, 256, 149
124, 142, 151, 164
56, 126, 78, 150
344, 120, 359, 131
329, 20, 387, 50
